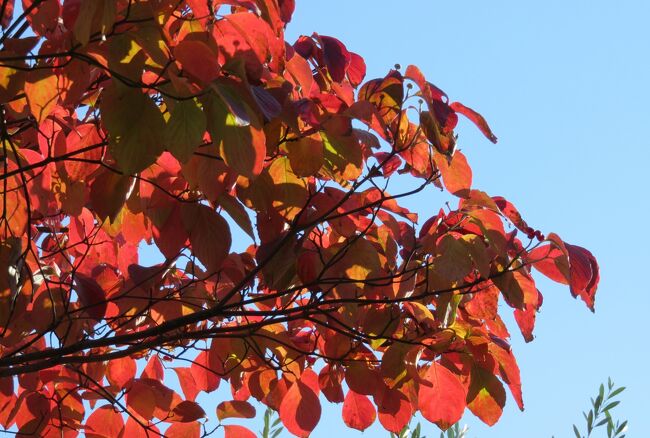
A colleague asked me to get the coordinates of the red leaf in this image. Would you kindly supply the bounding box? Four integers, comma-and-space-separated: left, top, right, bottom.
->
181, 204, 232, 273
123, 417, 161, 438
62, 123, 103, 182
318, 364, 344, 403
528, 244, 570, 284
342, 390, 376, 431
216, 400, 256, 420
22, 0, 60, 37
489, 343, 524, 411
345, 363, 381, 397
224, 425, 257, 438
347, 52, 366, 87
0, 0, 14, 28
376, 386, 412, 433
106, 356, 136, 388
142, 355, 164, 381
126, 380, 157, 421
73, 273, 107, 320
174, 40, 220, 85
317, 34, 351, 82
565, 243, 599, 311
279, 378, 321, 437
191, 350, 220, 394
85, 405, 124, 438
170, 400, 205, 423
450, 101, 497, 143
418, 362, 466, 430
174, 368, 199, 402
514, 304, 537, 342
166, 421, 201, 438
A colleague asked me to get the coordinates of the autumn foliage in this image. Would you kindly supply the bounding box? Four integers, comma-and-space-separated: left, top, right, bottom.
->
0, 0, 600, 436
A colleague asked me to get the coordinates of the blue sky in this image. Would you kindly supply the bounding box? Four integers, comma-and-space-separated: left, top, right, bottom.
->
277, 1, 650, 437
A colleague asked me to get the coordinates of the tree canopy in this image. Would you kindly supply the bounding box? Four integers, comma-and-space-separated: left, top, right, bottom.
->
0, 0, 599, 436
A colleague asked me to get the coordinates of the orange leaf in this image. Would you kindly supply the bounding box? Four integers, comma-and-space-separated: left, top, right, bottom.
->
216, 400, 256, 421
467, 367, 506, 426
24, 70, 58, 123
450, 101, 498, 143
434, 151, 472, 198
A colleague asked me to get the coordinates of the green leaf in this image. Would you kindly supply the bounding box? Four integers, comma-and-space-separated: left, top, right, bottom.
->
203, 92, 265, 178
599, 384, 605, 402
164, 98, 207, 163
594, 394, 603, 411
616, 421, 627, 435
101, 83, 166, 174
573, 424, 581, 438
602, 401, 620, 412
595, 418, 609, 427
609, 387, 626, 398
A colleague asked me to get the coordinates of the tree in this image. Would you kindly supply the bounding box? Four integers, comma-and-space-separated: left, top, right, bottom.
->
0, 0, 600, 436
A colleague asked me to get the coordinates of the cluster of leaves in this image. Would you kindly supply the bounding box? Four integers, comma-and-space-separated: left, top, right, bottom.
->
572, 379, 627, 438
0, 0, 600, 437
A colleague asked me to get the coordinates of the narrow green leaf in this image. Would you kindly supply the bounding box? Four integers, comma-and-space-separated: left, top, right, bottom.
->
594, 394, 603, 412
595, 418, 609, 427
573, 424, 581, 438
607, 420, 614, 437
602, 401, 620, 412
609, 387, 625, 398
616, 421, 627, 434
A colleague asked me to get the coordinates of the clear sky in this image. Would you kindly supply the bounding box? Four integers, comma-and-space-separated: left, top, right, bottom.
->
274, 1, 650, 437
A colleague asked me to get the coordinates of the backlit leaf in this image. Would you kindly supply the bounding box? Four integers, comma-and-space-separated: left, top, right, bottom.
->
164, 98, 207, 163
100, 83, 166, 174
467, 366, 506, 426
419, 362, 466, 430
85, 405, 124, 438
217, 400, 256, 420
342, 390, 376, 431
224, 425, 257, 438
181, 204, 231, 273
279, 379, 321, 437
